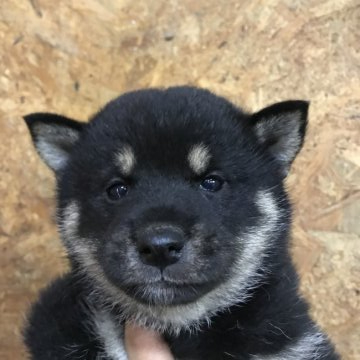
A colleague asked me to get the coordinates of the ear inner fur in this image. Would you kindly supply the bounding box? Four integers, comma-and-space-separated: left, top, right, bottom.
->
251, 100, 309, 175
24, 113, 84, 172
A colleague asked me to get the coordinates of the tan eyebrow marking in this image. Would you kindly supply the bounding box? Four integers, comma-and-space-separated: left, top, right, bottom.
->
115, 145, 136, 175
188, 143, 211, 174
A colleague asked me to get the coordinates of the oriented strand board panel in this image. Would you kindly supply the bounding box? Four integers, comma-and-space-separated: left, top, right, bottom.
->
0, 0, 359, 359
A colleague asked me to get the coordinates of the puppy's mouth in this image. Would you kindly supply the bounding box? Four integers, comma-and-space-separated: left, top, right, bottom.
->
123, 280, 215, 306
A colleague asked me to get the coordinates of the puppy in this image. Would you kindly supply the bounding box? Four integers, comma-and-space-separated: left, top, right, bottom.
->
23, 86, 339, 359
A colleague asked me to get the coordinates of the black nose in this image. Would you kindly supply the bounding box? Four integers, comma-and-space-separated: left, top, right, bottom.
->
137, 226, 185, 269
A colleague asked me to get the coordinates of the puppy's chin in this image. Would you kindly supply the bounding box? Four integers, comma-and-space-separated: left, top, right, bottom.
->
123, 281, 216, 306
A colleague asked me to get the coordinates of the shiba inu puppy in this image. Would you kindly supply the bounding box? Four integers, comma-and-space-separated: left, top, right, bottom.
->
24, 86, 339, 359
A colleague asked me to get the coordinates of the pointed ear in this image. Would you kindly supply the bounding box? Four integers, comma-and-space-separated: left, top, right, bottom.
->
24, 113, 84, 173
251, 100, 309, 175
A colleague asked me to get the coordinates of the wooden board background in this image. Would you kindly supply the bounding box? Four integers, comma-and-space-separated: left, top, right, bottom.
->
0, 0, 359, 358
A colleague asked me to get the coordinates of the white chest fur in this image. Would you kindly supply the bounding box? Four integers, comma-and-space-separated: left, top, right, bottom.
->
94, 310, 128, 360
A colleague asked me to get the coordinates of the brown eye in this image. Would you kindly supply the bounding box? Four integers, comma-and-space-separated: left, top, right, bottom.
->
106, 182, 128, 200
200, 175, 224, 192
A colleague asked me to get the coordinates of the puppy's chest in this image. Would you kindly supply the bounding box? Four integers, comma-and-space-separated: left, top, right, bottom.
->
93, 312, 207, 360
93, 313, 249, 360
93, 313, 320, 360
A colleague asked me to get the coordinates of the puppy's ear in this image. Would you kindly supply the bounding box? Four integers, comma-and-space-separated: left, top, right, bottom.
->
24, 113, 84, 173
251, 100, 309, 175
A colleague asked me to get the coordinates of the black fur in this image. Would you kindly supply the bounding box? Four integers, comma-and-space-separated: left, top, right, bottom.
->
23, 86, 339, 359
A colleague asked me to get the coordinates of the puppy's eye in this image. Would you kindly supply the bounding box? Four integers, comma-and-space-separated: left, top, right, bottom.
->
200, 175, 224, 192
106, 182, 128, 200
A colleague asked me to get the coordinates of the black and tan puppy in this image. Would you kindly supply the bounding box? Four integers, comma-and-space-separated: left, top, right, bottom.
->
23, 86, 339, 359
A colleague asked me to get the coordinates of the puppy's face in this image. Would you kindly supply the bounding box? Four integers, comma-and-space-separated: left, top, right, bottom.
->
25, 87, 308, 329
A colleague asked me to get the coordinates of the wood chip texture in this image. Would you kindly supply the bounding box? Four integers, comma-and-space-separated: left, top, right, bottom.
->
0, 0, 359, 359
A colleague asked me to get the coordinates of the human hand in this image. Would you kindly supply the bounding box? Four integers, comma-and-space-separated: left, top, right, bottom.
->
124, 322, 174, 360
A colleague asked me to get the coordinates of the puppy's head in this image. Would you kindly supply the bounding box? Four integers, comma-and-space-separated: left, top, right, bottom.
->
24, 87, 308, 331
